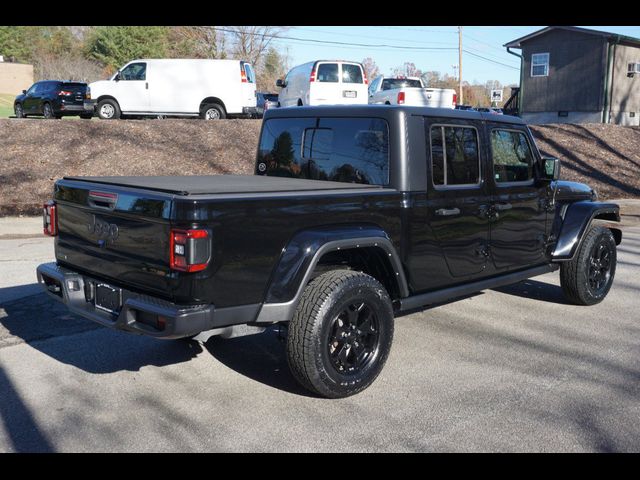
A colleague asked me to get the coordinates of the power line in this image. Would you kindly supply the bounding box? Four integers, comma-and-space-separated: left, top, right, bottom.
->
289, 26, 458, 47
376, 26, 458, 34
462, 49, 520, 70
463, 32, 509, 52
212, 27, 458, 51
464, 45, 519, 65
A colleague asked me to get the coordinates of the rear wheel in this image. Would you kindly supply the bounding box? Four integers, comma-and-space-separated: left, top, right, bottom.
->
560, 225, 617, 305
14, 103, 25, 118
286, 270, 394, 398
43, 103, 55, 119
200, 103, 226, 120
97, 99, 121, 120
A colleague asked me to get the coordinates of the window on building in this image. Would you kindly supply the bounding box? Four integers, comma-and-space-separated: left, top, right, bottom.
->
531, 53, 549, 77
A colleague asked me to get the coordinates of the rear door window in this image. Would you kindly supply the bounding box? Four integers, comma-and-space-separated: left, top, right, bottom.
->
257, 117, 390, 186
430, 125, 481, 187
342, 64, 363, 84
316, 63, 339, 83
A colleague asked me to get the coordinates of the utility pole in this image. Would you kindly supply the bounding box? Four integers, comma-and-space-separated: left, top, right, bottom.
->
458, 26, 463, 105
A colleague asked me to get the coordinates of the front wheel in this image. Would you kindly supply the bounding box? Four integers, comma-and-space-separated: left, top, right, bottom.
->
560, 225, 617, 305
97, 99, 121, 120
14, 103, 25, 118
286, 270, 394, 398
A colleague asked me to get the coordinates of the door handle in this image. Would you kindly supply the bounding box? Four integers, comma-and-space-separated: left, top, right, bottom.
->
435, 207, 461, 216
494, 202, 512, 211
145, 82, 149, 90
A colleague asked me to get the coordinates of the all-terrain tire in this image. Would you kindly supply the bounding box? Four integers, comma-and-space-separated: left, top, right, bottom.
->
560, 225, 617, 305
286, 270, 394, 398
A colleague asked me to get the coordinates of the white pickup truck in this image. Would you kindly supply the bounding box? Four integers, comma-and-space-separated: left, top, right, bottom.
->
368, 76, 457, 109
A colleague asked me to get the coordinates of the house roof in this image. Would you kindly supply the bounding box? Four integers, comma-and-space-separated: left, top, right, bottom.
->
504, 26, 640, 49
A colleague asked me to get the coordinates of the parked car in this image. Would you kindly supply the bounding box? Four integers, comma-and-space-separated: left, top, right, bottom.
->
89, 59, 257, 120
455, 104, 476, 111
368, 76, 457, 109
255, 92, 278, 118
37, 105, 621, 398
276, 60, 368, 107
14, 80, 94, 119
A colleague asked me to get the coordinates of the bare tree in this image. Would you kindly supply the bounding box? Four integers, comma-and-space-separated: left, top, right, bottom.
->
393, 62, 423, 78
361, 57, 380, 81
169, 26, 227, 59
226, 26, 289, 67
33, 53, 106, 82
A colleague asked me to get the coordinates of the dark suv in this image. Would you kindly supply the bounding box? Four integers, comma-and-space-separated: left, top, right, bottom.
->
14, 80, 95, 119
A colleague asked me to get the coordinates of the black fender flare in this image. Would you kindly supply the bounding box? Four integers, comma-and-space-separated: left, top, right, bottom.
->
255, 225, 408, 323
552, 201, 621, 261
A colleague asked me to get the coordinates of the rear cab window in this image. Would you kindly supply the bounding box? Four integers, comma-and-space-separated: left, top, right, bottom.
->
382, 78, 422, 90
257, 117, 390, 186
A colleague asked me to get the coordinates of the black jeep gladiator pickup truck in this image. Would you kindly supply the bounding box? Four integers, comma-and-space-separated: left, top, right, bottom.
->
37, 106, 622, 398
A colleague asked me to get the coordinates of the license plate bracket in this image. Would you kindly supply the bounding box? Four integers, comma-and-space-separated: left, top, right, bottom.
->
343, 90, 357, 98
95, 283, 122, 315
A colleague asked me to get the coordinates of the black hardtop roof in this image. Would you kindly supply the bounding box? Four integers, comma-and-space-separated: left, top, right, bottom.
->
263, 104, 525, 125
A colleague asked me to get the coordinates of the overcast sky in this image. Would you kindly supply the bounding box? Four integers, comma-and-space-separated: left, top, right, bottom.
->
269, 26, 640, 86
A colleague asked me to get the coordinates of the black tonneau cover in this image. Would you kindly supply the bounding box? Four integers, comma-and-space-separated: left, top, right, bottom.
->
63, 174, 384, 196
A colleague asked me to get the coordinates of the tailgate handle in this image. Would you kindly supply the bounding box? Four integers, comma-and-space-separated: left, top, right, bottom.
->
88, 190, 118, 210
435, 207, 461, 216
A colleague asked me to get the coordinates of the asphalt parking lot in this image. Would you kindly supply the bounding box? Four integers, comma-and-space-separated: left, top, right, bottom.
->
0, 225, 639, 452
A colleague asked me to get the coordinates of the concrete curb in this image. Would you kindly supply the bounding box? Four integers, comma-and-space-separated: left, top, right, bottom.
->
1, 199, 639, 237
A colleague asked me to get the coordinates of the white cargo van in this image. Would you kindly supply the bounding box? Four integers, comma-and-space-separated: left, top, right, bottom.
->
89, 59, 257, 120
276, 60, 368, 107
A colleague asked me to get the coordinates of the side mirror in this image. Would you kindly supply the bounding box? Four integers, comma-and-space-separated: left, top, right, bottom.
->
276, 79, 286, 88
114, 71, 121, 82
542, 156, 561, 181
22, 89, 27, 94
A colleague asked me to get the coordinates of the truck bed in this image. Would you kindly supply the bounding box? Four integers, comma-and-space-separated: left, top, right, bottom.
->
64, 174, 385, 196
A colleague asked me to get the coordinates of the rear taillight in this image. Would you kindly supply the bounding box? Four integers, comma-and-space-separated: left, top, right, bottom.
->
86, 87, 91, 100
397, 92, 405, 104
58, 90, 72, 96
363, 68, 368, 85
43, 201, 58, 236
240, 64, 248, 83
310, 67, 316, 83
453, 93, 457, 108
170, 229, 211, 272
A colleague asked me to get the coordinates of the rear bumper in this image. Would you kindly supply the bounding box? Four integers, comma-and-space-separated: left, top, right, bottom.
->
242, 106, 258, 116
58, 100, 96, 114
36, 262, 258, 339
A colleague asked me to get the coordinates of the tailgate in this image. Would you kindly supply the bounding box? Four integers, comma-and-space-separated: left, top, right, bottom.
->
54, 179, 174, 298
60, 82, 89, 106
